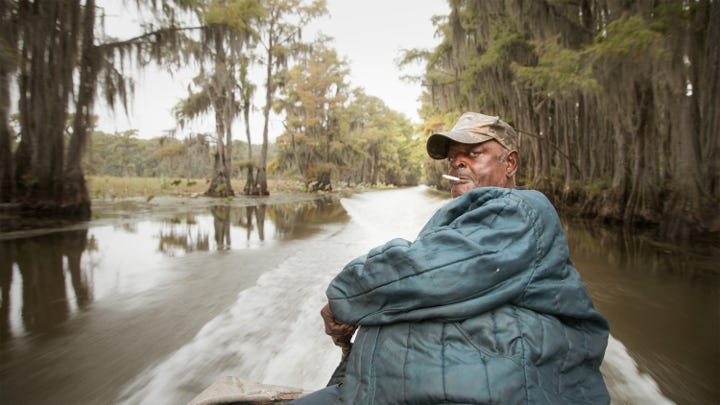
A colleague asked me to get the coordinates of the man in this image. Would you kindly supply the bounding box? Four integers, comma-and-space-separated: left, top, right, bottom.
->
295, 112, 610, 404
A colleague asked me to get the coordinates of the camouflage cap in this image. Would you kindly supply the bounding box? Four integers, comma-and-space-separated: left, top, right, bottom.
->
426, 112, 519, 160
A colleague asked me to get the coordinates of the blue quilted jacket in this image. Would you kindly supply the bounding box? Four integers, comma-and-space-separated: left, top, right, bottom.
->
327, 187, 609, 404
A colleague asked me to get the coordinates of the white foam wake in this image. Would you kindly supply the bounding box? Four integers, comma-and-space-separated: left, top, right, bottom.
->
601, 335, 675, 404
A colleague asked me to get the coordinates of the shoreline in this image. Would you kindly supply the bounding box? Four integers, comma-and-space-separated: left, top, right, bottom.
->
0, 190, 339, 238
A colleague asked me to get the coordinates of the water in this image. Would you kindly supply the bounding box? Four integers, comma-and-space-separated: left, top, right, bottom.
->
566, 222, 719, 404
0, 187, 717, 404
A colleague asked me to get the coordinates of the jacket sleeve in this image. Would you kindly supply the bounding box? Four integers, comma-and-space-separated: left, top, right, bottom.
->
327, 189, 543, 325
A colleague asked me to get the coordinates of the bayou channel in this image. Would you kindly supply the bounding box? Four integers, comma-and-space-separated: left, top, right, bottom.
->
1, 187, 717, 404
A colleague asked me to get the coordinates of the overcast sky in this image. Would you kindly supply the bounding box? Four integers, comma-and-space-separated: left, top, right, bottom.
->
96, 0, 449, 142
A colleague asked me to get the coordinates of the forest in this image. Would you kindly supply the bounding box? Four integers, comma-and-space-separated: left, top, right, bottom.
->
0, 0, 717, 239
80, 130, 271, 180
412, 0, 718, 238
0, 0, 422, 213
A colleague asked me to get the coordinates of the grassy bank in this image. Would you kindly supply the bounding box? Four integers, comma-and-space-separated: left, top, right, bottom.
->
87, 176, 306, 199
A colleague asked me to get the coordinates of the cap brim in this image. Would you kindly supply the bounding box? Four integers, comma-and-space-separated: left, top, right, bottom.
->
426, 131, 494, 159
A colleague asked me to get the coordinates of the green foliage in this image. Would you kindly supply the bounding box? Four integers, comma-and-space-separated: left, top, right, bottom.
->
273, 72, 424, 188
478, 21, 530, 68
581, 178, 611, 197
173, 90, 212, 128
205, 0, 264, 34
550, 165, 564, 185
84, 130, 213, 179
231, 140, 275, 165
415, 0, 719, 234
589, 14, 667, 62
318, 162, 335, 173
152, 142, 186, 160
397, 48, 433, 68
234, 159, 257, 169
512, 38, 599, 96
253, 0, 329, 183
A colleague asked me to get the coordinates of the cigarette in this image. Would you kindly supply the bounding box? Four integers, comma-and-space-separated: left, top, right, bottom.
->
442, 174, 461, 182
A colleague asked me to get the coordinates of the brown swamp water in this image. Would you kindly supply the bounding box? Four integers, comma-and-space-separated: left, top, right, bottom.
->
0, 187, 717, 405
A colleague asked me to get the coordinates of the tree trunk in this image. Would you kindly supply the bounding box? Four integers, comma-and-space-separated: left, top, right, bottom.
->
241, 91, 258, 194
0, 0, 14, 203
290, 132, 301, 174
64, 0, 96, 219
371, 151, 379, 185
560, 100, 573, 194
205, 30, 234, 198
662, 23, 704, 236
624, 82, 658, 225
243, 166, 255, 195
206, 151, 233, 197
206, 97, 232, 197
699, 0, 720, 202
0, 85, 12, 202
534, 103, 552, 191
16, 1, 80, 212
606, 111, 629, 220
224, 91, 234, 190
243, 97, 253, 161
256, 167, 268, 195
258, 27, 273, 196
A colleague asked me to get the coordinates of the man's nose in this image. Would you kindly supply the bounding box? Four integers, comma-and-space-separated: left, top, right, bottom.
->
449, 155, 466, 169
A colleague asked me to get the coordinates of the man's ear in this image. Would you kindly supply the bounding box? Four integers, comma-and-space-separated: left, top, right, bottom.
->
505, 151, 518, 178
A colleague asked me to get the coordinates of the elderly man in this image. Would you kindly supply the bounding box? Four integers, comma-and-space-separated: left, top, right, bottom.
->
295, 112, 610, 404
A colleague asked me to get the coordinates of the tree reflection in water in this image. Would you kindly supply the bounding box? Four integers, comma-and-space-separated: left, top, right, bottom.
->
564, 219, 719, 276
0, 241, 12, 343
232, 205, 267, 244
158, 213, 210, 254
255, 205, 266, 241
0, 197, 349, 344
212, 206, 232, 249
0, 230, 90, 342
563, 219, 719, 404
268, 198, 346, 238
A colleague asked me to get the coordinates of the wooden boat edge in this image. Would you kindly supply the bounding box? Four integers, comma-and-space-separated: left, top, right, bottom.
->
188, 376, 308, 405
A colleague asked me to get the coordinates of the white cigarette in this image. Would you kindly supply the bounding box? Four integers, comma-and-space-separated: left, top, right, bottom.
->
442, 174, 461, 182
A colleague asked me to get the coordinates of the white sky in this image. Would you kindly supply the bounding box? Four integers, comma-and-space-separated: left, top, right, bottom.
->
96, 0, 448, 143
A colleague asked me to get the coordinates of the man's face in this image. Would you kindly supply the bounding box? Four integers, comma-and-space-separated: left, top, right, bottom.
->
446, 140, 516, 198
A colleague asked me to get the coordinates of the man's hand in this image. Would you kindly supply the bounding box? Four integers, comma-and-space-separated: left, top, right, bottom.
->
321, 303, 358, 350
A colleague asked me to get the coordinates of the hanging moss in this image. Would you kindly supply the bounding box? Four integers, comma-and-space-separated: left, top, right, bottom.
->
414, 0, 719, 239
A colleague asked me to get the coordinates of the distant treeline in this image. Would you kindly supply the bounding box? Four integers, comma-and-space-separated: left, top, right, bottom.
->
84, 117, 423, 190
83, 130, 272, 180
413, 0, 718, 237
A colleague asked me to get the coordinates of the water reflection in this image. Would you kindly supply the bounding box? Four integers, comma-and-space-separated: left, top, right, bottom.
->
0, 198, 348, 343
158, 220, 210, 254
566, 220, 718, 277
0, 230, 91, 342
0, 243, 9, 342
212, 206, 232, 249
565, 219, 719, 405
